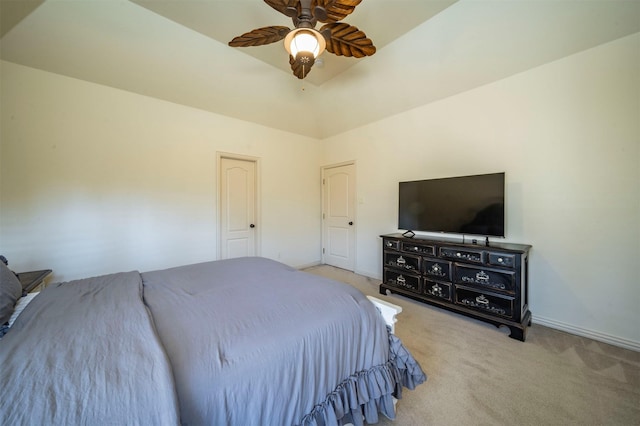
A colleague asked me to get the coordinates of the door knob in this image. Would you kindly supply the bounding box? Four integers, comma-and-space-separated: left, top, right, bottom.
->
348, 221, 353, 226
250, 224, 255, 228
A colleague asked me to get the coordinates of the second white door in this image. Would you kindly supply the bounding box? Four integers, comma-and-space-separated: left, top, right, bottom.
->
322, 163, 356, 271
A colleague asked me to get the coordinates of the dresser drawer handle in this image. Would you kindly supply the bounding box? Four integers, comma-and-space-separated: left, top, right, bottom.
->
475, 271, 490, 283
476, 295, 490, 306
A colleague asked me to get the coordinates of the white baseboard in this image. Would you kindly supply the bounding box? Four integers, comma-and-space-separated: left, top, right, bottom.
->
533, 315, 640, 352
354, 268, 380, 280
294, 260, 322, 270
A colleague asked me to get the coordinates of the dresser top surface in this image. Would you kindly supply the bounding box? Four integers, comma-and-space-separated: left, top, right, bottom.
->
381, 233, 531, 253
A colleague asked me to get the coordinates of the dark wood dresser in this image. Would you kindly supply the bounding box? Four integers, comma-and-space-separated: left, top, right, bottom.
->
380, 233, 532, 341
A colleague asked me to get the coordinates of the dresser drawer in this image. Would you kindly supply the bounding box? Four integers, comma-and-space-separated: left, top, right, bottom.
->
440, 247, 484, 264
455, 287, 514, 319
454, 265, 516, 293
383, 239, 401, 251
384, 252, 420, 272
383, 269, 422, 294
487, 252, 516, 268
424, 280, 452, 302
401, 242, 435, 256
422, 258, 452, 281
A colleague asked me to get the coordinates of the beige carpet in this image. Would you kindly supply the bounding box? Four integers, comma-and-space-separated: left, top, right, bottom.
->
303, 265, 640, 426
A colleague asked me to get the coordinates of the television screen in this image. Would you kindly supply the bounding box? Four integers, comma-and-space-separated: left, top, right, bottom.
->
398, 172, 505, 237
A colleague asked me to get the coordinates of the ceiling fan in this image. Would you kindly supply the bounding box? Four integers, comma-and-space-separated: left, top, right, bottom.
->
229, 0, 376, 79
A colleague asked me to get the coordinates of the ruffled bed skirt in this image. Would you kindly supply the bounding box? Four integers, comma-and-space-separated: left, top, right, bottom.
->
299, 330, 427, 426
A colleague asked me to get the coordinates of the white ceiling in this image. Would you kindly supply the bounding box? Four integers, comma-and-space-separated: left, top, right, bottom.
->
131, 0, 458, 86
1, 0, 639, 139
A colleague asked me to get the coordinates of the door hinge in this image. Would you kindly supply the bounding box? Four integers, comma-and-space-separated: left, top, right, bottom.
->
322, 248, 325, 254
322, 213, 325, 219
322, 178, 325, 185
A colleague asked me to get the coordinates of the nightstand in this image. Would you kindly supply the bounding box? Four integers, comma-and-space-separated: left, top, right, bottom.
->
16, 269, 52, 296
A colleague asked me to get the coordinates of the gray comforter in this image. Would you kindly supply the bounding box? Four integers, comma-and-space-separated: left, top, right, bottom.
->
0, 271, 180, 425
1, 257, 425, 425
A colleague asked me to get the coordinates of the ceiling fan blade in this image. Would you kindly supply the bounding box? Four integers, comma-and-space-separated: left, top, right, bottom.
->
289, 55, 314, 79
320, 22, 376, 57
229, 26, 291, 47
315, 0, 362, 23
264, 0, 300, 18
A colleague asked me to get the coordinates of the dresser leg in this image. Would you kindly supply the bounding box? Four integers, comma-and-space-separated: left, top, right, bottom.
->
508, 326, 525, 342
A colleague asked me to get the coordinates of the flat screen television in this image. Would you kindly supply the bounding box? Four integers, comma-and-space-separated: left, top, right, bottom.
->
398, 172, 505, 237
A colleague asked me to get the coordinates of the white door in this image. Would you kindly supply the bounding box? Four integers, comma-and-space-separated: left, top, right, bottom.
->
220, 157, 257, 259
322, 163, 356, 270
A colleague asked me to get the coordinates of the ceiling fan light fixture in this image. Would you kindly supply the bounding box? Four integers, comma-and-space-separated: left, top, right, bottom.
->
284, 28, 326, 59
229, 1, 376, 80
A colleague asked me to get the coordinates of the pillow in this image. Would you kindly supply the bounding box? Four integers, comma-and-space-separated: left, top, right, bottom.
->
9, 292, 39, 328
0, 291, 40, 339
0, 261, 23, 325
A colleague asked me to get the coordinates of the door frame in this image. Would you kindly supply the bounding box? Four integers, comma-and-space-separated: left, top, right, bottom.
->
216, 152, 261, 260
321, 160, 357, 270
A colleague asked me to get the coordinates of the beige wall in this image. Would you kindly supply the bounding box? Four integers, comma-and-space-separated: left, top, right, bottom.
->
322, 33, 640, 348
0, 61, 323, 281
1, 33, 638, 349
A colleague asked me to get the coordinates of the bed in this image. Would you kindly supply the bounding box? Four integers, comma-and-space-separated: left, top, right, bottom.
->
0, 257, 426, 425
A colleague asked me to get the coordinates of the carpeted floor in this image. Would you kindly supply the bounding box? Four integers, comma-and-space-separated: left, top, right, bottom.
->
303, 265, 640, 426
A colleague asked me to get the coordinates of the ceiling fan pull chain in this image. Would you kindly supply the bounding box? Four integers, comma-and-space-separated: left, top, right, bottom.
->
301, 64, 307, 91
